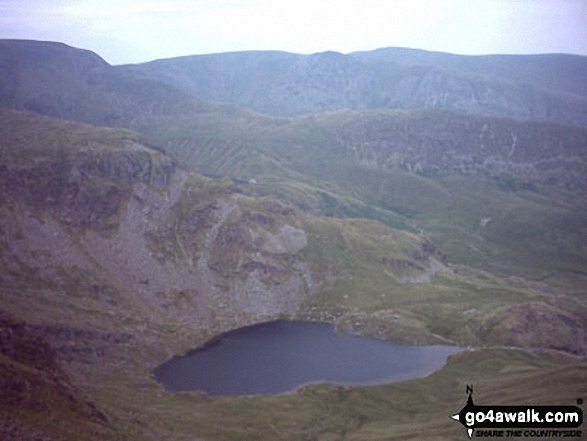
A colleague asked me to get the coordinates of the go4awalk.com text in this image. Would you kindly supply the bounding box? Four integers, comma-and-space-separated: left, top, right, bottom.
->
450, 386, 583, 439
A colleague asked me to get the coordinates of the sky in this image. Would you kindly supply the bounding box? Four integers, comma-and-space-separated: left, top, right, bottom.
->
0, 0, 586, 65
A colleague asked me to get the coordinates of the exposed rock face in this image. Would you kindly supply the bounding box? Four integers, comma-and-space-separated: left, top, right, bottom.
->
0, 42, 586, 441
478, 297, 587, 355
310, 109, 587, 190
126, 47, 587, 126
0, 311, 119, 440
0, 112, 315, 334
2, 108, 586, 358
370, 66, 587, 126
0, 110, 462, 340
2, 109, 584, 371
2, 40, 587, 194
2, 40, 586, 134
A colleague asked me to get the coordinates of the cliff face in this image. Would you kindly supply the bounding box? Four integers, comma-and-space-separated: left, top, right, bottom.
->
0, 109, 449, 334
126, 48, 587, 126
0, 40, 586, 441
310, 109, 587, 191
370, 67, 587, 127
0, 110, 324, 438
3, 40, 586, 195
1, 111, 586, 440
2, 109, 585, 351
0, 111, 304, 333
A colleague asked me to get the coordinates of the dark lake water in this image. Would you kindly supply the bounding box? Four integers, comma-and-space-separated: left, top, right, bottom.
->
154, 320, 462, 396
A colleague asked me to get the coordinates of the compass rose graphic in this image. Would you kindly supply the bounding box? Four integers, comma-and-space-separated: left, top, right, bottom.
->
450, 384, 475, 439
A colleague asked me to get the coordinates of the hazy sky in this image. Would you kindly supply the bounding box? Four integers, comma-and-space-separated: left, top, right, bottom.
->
1, 0, 586, 65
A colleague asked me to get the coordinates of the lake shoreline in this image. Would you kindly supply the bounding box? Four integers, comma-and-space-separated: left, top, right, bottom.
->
154, 319, 463, 397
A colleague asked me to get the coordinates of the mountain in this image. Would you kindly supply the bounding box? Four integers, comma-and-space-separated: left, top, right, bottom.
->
2, 39, 587, 284
0, 311, 118, 440
1, 40, 586, 440
122, 48, 587, 125
0, 39, 247, 132
2, 108, 586, 440
144, 108, 587, 286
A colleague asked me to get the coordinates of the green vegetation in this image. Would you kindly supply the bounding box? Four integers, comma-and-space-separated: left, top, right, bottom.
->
168, 349, 586, 441
2, 109, 585, 440
142, 109, 587, 290
125, 47, 587, 126
55, 343, 587, 441
1, 40, 586, 440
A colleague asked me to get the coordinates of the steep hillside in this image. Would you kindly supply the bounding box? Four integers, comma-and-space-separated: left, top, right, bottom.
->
8, 109, 578, 351
353, 47, 587, 97
3, 40, 585, 287
0, 39, 246, 132
0, 311, 121, 441
1, 109, 585, 440
145, 108, 587, 287
124, 48, 587, 125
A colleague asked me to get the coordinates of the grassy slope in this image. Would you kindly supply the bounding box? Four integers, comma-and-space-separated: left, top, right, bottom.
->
352, 48, 587, 97
143, 109, 587, 290
2, 40, 586, 287
0, 311, 123, 441
0, 45, 585, 438
4, 279, 584, 441
67, 342, 587, 441
1, 109, 585, 440
124, 48, 587, 125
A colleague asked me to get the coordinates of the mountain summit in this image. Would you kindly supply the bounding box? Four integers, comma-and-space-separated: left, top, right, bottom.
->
0, 40, 586, 441
123, 47, 587, 125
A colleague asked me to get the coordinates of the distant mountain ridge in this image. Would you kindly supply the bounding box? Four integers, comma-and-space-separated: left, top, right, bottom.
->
122, 47, 587, 125
1, 39, 587, 285
1, 39, 587, 441
0, 39, 243, 131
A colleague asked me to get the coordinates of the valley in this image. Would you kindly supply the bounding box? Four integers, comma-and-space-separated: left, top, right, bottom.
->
0, 40, 586, 440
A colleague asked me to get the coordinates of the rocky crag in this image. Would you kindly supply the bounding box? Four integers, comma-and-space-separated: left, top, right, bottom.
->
0, 40, 586, 440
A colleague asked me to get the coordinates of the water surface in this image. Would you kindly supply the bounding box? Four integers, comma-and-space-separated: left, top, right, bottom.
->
154, 320, 461, 396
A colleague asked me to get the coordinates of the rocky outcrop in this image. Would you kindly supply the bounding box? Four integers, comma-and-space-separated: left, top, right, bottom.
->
2, 108, 585, 384
320, 109, 587, 190
0, 110, 461, 339
1, 43, 586, 441
126, 47, 587, 126
0, 311, 120, 440
477, 296, 587, 355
